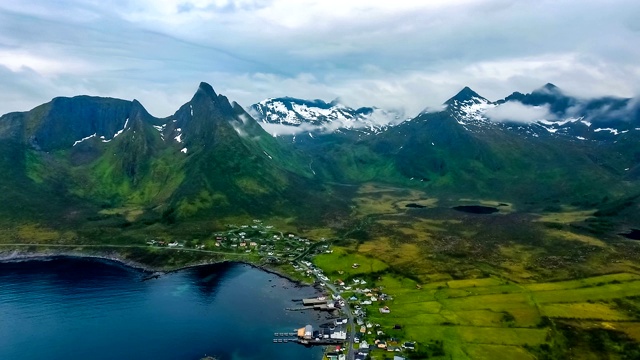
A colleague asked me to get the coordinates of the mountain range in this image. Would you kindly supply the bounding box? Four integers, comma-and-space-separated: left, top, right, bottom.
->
249, 97, 404, 137
0, 81, 638, 234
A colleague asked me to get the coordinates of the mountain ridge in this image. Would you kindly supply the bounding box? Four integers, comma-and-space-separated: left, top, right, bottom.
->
0, 81, 639, 232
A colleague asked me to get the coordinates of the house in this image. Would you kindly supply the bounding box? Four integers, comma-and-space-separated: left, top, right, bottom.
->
379, 306, 391, 314
335, 318, 348, 325
394, 357, 406, 360
302, 325, 313, 340
331, 331, 347, 340
402, 342, 416, 350
326, 354, 345, 360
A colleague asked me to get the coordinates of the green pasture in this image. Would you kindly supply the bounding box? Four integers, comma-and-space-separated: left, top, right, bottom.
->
312, 247, 388, 278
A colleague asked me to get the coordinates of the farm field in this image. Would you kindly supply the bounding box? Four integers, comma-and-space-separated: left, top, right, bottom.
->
311, 183, 640, 359
316, 247, 640, 359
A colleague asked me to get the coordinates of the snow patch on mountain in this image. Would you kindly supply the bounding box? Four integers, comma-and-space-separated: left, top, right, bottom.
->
595, 128, 627, 135
73, 133, 97, 146
250, 97, 403, 136
109, 117, 129, 140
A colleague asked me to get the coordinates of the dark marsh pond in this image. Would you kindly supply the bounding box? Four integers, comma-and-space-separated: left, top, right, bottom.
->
452, 205, 499, 214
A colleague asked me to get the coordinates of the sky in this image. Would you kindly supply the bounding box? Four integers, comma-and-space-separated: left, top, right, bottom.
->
0, 0, 639, 118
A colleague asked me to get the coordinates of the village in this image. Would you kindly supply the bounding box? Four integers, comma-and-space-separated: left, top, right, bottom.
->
144, 219, 325, 264
293, 261, 417, 360
145, 220, 419, 360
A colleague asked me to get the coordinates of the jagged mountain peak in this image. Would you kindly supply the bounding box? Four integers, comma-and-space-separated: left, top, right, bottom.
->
445, 86, 488, 105
537, 82, 561, 93
440, 87, 494, 127
196, 82, 217, 97
250, 97, 399, 134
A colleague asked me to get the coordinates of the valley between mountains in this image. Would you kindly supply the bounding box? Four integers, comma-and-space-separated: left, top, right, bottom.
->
2, 81, 640, 359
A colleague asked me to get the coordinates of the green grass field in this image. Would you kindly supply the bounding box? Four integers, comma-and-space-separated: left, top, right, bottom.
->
313, 247, 389, 278
320, 238, 640, 360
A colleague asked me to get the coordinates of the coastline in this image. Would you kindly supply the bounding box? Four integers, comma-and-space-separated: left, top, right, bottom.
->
0, 247, 314, 287
0, 247, 329, 360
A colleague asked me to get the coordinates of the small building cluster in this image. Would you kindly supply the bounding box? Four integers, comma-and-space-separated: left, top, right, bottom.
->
295, 324, 347, 345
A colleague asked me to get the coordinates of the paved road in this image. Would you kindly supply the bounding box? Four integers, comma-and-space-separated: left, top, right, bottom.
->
297, 261, 356, 360
323, 281, 356, 360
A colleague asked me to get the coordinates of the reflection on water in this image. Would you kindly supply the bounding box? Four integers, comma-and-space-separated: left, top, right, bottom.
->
0, 258, 324, 360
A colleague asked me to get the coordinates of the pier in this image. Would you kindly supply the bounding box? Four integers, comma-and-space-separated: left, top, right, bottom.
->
271, 338, 345, 345
271, 323, 347, 347
302, 298, 327, 306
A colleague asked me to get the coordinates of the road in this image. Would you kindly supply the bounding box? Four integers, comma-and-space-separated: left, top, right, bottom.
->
297, 261, 356, 360
0, 243, 253, 256
323, 280, 356, 360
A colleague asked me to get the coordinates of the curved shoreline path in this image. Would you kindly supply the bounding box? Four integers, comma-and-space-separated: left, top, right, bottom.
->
0, 243, 250, 255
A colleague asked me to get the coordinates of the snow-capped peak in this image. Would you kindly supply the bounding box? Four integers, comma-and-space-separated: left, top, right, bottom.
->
443, 87, 496, 126
249, 97, 402, 135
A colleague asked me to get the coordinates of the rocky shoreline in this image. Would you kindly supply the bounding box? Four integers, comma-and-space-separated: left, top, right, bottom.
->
0, 247, 313, 287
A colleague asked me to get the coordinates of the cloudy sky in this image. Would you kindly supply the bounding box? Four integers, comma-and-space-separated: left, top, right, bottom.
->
0, 0, 639, 118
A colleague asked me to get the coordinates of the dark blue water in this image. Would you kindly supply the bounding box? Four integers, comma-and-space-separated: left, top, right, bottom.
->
0, 258, 326, 360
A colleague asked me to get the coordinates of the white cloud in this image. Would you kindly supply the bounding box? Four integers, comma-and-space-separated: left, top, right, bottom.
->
0, 0, 639, 118
259, 122, 316, 136
484, 102, 554, 123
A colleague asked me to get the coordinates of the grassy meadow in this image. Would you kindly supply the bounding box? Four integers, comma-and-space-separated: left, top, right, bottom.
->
310, 183, 640, 359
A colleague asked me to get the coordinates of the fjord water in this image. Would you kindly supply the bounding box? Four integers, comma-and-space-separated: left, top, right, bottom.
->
0, 258, 324, 360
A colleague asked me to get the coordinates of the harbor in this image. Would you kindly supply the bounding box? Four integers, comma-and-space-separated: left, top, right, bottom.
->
272, 322, 347, 346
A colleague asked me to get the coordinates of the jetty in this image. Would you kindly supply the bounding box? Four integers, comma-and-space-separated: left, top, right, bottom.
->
302, 297, 327, 306
272, 323, 347, 347
300, 297, 336, 311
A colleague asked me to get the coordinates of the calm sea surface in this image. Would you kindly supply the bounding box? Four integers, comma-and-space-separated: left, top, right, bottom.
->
0, 257, 326, 360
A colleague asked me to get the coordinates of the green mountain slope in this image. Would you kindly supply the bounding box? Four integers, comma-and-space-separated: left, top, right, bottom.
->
0, 82, 340, 227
